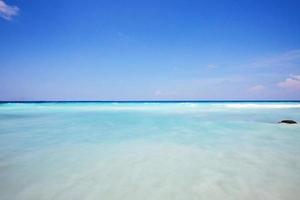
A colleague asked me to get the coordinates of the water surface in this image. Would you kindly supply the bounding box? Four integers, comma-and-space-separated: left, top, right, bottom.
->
0, 102, 300, 200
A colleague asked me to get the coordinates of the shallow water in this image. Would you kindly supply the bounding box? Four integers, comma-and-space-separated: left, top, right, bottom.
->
0, 102, 300, 200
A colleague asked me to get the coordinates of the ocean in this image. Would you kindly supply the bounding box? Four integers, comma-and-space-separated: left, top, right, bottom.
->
0, 102, 300, 200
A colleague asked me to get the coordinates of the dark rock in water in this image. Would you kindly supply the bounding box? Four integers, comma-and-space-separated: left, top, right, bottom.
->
279, 120, 297, 124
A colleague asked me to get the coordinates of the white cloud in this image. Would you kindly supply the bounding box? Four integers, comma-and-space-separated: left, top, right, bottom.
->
249, 85, 266, 92
291, 75, 300, 80
0, 0, 19, 20
278, 75, 300, 90
250, 49, 300, 68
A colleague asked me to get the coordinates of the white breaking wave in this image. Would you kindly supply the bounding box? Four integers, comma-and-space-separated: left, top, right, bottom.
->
225, 103, 300, 109
1, 102, 300, 112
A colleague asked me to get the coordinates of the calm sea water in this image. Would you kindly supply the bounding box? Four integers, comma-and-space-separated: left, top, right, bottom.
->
0, 102, 300, 200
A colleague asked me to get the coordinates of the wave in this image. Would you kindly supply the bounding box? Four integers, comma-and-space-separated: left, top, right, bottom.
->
224, 103, 300, 109
2, 102, 300, 112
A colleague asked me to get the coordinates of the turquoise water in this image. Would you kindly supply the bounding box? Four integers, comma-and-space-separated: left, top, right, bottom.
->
0, 102, 300, 200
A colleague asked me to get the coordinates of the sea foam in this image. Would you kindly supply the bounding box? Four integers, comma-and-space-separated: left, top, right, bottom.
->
224, 103, 300, 109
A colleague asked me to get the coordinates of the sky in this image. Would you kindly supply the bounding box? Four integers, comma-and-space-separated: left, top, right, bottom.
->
0, 0, 300, 101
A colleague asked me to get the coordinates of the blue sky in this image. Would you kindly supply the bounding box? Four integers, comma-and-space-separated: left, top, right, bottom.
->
0, 0, 300, 100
